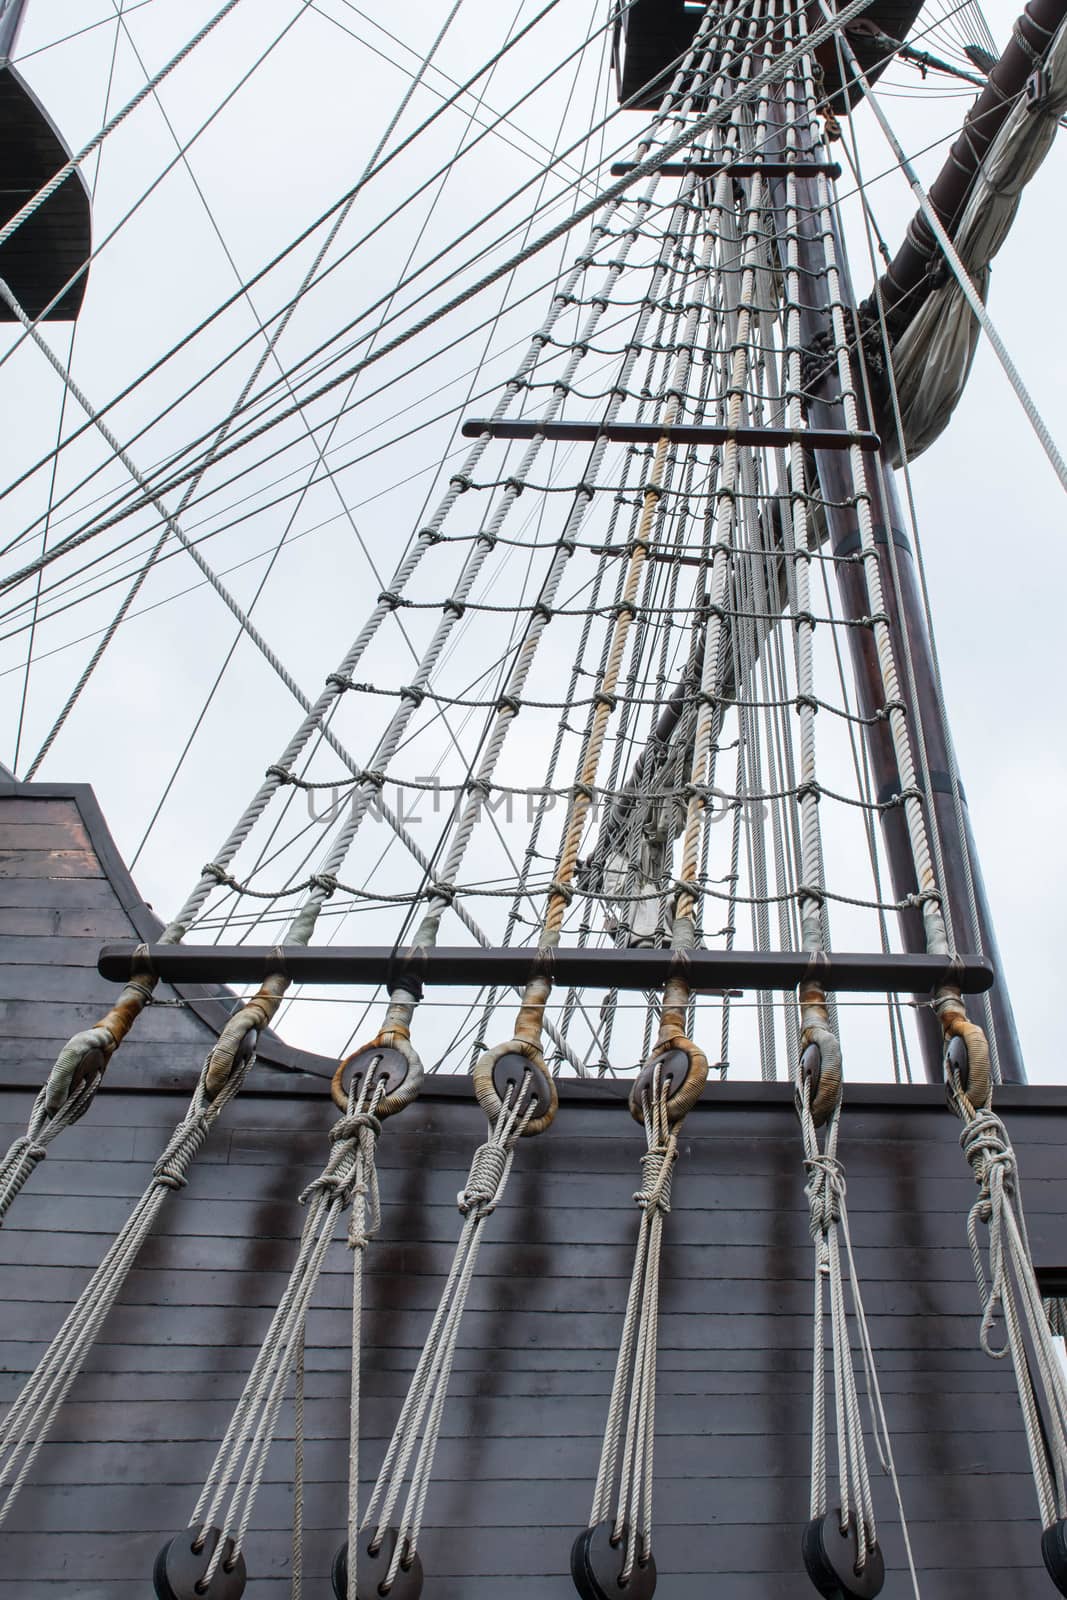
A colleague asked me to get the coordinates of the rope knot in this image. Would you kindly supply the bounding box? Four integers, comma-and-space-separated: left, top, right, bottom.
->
458, 1139, 510, 1217
202, 861, 236, 887
153, 1110, 213, 1191
634, 1136, 677, 1214
804, 1151, 846, 1236
331, 1111, 382, 1146
960, 1107, 1016, 1204
310, 872, 338, 897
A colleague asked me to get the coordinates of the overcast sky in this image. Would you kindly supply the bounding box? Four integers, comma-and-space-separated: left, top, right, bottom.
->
2, 0, 1064, 1083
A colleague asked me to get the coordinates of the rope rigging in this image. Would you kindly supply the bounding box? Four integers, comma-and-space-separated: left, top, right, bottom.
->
572, 1051, 706, 1600
4, 0, 1067, 1596
153, 1044, 422, 1600
945, 1035, 1067, 1594
0, 1039, 255, 1532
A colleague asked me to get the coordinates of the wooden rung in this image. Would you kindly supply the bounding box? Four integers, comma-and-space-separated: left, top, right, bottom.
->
460, 419, 880, 453
610, 160, 842, 179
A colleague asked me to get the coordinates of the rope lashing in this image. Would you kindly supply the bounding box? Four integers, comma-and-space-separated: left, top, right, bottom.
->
0, 1043, 254, 1535
339, 1059, 554, 1600
942, 1001, 1067, 1592
573, 1037, 707, 1600
156, 1045, 420, 1600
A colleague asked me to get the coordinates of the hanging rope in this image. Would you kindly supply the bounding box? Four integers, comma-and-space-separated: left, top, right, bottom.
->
0, 1040, 254, 1532
572, 1048, 706, 1600
154, 1045, 420, 1600
794, 1040, 927, 1600
944, 1021, 1067, 1594
333, 1062, 552, 1599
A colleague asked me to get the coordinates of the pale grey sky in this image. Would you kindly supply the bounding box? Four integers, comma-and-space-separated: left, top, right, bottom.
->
2, 0, 1064, 1082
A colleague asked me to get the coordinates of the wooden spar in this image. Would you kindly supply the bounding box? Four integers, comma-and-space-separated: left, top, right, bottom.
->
863, 0, 1067, 339
763, 98, 1025, 1084
96, 941, 996, 996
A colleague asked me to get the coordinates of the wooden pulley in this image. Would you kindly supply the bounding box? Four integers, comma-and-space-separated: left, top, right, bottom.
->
571, 1521, 657, 1600
941, 1016, 991, 1110
798, 1035, 841, 1127
628, 1041, 707, 1124
802, 1512, 885, 1600
332, 1042, 409, 1115
153, 1526, 246, 1599
472, 1037, 558, 1136
331, 1527, 424, 1599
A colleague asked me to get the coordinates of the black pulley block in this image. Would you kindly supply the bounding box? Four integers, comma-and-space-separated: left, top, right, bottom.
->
331, 1527, 424, 1599
491, 1050, 555, 1122
799, 1040, 822, 1101
344, 1044, 409, 1101
153, 1526, 246, 1599
630, 1048, 690, 1113
802, 1513, 884, 1599
1042, 1519, 1067, 1595
944, 1031, 969, 1095
570, 1521, 657, 1600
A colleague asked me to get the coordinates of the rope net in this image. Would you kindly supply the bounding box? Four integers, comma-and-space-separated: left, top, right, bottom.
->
0, 0, 1003, 1095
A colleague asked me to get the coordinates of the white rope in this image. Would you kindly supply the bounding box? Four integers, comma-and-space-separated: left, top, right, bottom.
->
951, 1081, 1067, 1528
0, 1072, 100, 1224
188, 1078, 383, 1588
0, 1050, 251, 1528
360, 1079, 534, 1587
588, 1068, 678, 1581
0, 0, 250, 254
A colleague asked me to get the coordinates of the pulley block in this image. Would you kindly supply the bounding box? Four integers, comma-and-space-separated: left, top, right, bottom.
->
802, 1512, 885, 1599
332, 1043, 409, 1112
943, 1031, 971, 1095
1042, 1518, 1067, 1596
629, 1047, 690, 1122
153, 1526, 246, 1599
628, 1035, 708, 1124
331, 1527, 424, 1599
492, 1050, 555, 1125
570, 1520, 657, 1600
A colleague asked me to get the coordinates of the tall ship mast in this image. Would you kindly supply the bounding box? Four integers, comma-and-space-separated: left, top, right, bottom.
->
1, 0, 1066, 1594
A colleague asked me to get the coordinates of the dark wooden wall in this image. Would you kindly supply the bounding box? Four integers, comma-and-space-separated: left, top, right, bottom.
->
1, 784, 1066, 1599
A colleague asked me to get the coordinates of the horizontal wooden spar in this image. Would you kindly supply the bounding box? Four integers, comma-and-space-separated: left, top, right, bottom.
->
609, 160, 842, 179
97, 942, 994, 995
459, 419, 881, 452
